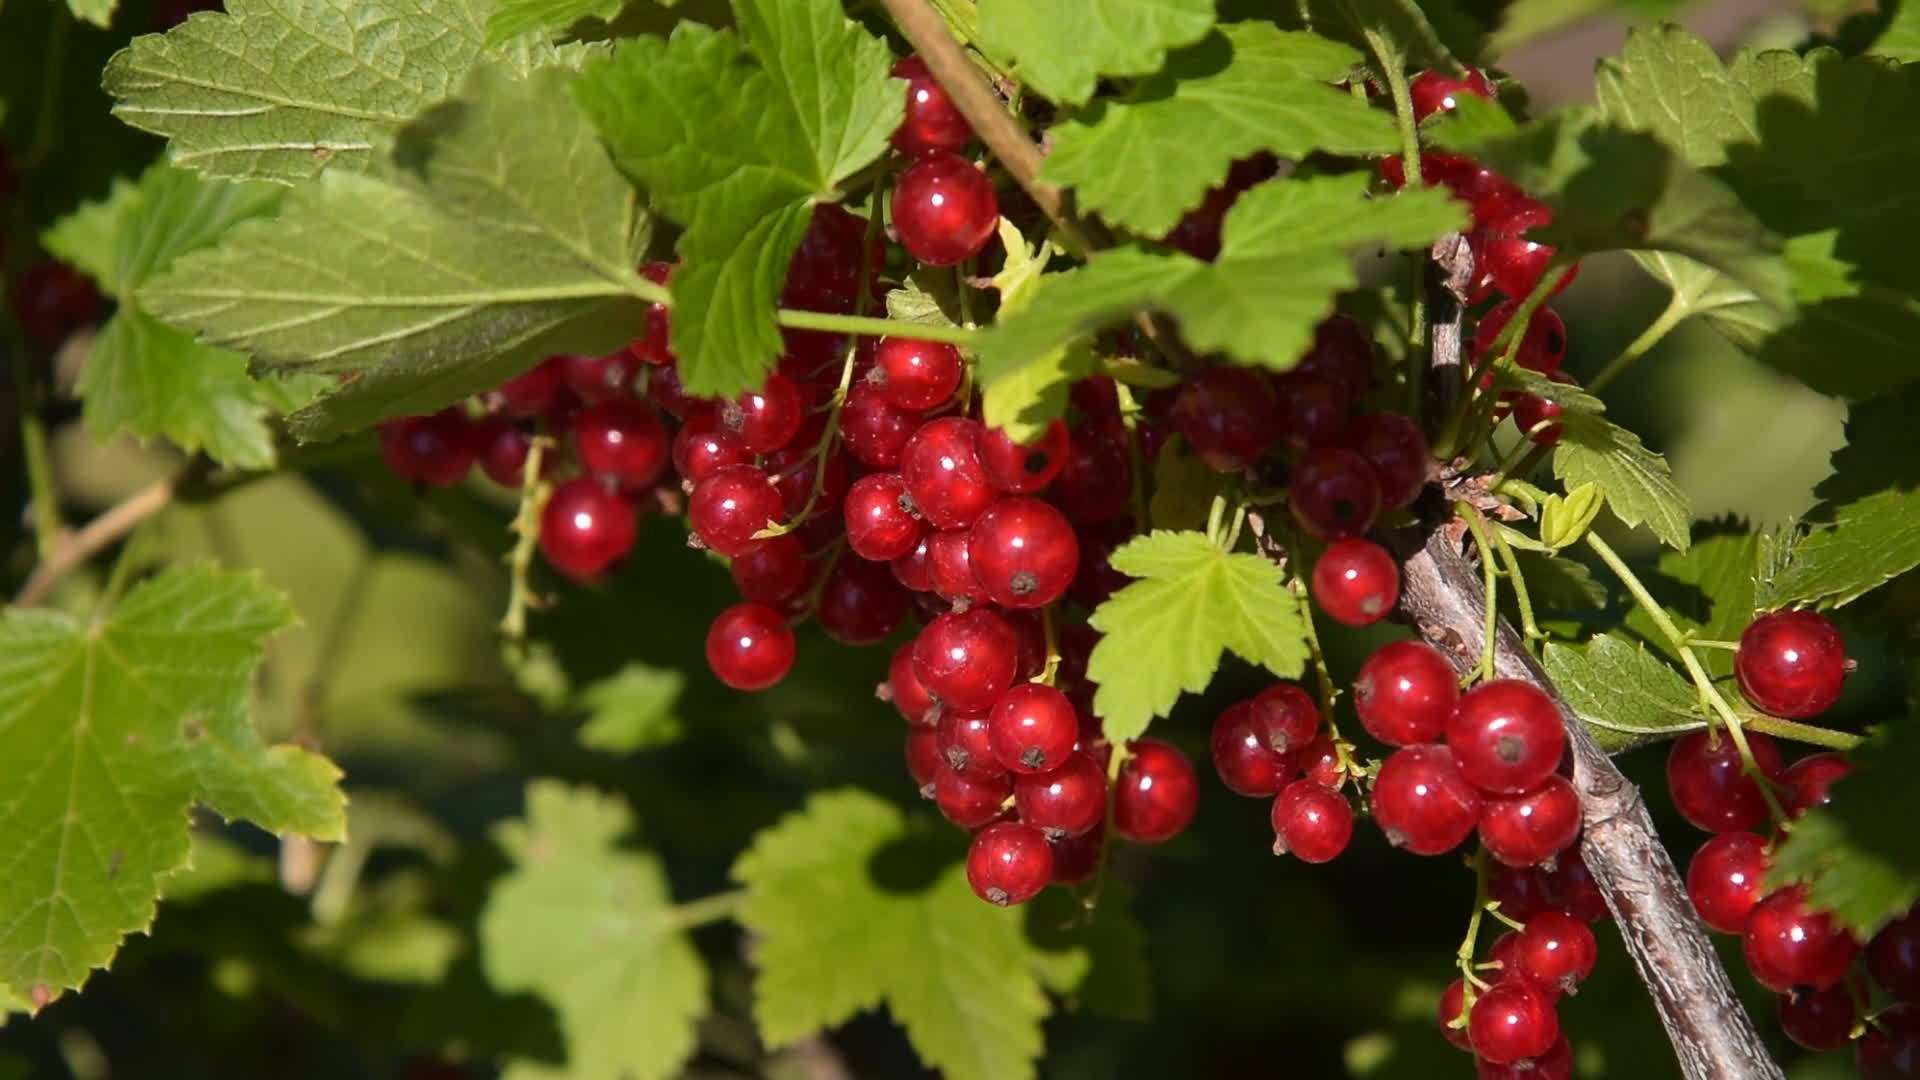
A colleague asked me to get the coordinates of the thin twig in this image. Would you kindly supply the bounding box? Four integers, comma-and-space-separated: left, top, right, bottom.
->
14, 476, 179, 608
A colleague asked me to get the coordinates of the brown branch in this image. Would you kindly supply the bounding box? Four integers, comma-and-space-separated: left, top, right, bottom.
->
13, 475, 177, 608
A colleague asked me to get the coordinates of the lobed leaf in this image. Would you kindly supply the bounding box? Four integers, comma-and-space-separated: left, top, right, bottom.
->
1758, 489, 1920, 610
1542, 635, 1704, 753
975, 0, 1217, 106
575, 663, 685, 754
1554, 412, 1692, 551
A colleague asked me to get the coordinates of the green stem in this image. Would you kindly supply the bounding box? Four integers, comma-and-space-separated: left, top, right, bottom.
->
499, 436, 556, 640
1456, 502, 1501, 683
1456, 849, 1493, 992
1688, 638, 1742, 651
1486, 510, 1542, 645
1370, 36, 1423, 191
91, 515, 158, 624
1743, 714, 1863, 752
664, 889, 747, 931
1434, 262, 1571, 458
1114, 382, 1152, 529
776, 309, 978, 345
1589, 291, 1689, 394
10, 344, 62, 559
1286, 572, 1357, 780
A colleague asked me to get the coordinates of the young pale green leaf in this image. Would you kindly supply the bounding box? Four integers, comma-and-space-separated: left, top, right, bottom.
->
1088, 530, 1309, 743
576, 663, 685, 753
1769, 722, 1920, 937
975, 0, 1216, 106
480, 782, 706, 1080
1554, 413, 1692, 551
1538, 483, 1603, 551
576, 7, 898, 396
1627, 250, 1784, 354
732, 789, 1049, 1080
1542, 636, 1705, 753
142, 64, 649, 441
1622, 525, 1759, 678
1758, 490, 1920, 610
0, 564, 344, 1006
1038, 25, 1395, 237
978, 220, 1093, 442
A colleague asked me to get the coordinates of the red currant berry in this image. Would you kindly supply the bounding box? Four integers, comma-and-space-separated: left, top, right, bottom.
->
782, 204, 879, 313
689, 464, 783, 557
893, 153, 998, 267
575, 398, 669, 488
1113, 738, 1199, 844
1475, 230, 1577, 304
989, 682, 1079, 774
1480, 775, 1581, 867
705, 602, 795, 691
1211, 701, 1294, 797
1467, 977, 1558, 1065
1447, 679, 1567, 794
672, 416, 751, 483
1546, 849, 1608, 922
1474, 1035, 1572, 1080
1778, 984, 1858, 1051
1736, 610, 1848, 719
730, 532, 811, 606
1048, 821, 1106, 885
496, 356, 567, 417
645, 362, 707, 420
913, 609, 1020, 711
967, 821, 1053, 906
1373, 745, 1483, 855
1270, 372, 1351, 454
1473, 301, 1568, 376
1511, 391, 1565, 447
380, 409, 479, 487
1311, 538, 1400, 627
890, 54, 973, 157
562, 350, 642, 403
891, 531, 937, 593
968, 496, 1078, 609
719, 372, 804, 453
1871, 909, 1920, 1001
1014, 752, 1108, 838
919, 529, 984, 605
1745, 884, 1860, 992
1172, 367, 1283, 472
1053, 429, 1131, 523
1513, 911, 1598, 995
1249, 682, 1321, 755
11, 260, 102, 343
815, 556, 910, 646
1355, 640, 1459, 746
627, 261, 676, 366
939, 705, 1003, 778
1686, 831, 1770, 934
539, 477, 638, 579
1665, 729, 1785, 833
905, 728, 942, 791
477, 418, 534, 487
1297, 733, 1345, 789
871, 336, 963, 412
844, 472, 924, 562
977, 420, 1069, 494
1346, 411, 1430, 508
1270, 779, 1353, 863
840, 380, 922, 469
1438, 979, 1474, 1051
765, 443, 847, 523
1289, 447, 1382, 540
902, 417, 997, 531
1489, 862, 1556, 924
1858, 1002, 1920, 1078
1784, 751, 1852, 816
1297, 315, 1375, 402
934, 763, 1012, 828
1410, 67, 1495, 121
1161, 154, 1278, 260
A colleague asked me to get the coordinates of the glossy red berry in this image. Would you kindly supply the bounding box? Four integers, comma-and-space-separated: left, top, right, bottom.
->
380, 409, 478, 487
705, 602, 796, 691
912, 534, 978, 608
477, 419, 534, 488
1297, 315, 1375, 402
1347, 411, 1430, 508
1312, 538, 1399, 627
1355, 640, 1459, 746
1474, 1035, 1572, 1080
1479, 776, 1581, 867
1665, 729, 1785, 833
1736, 610, 1848, 719
1467, 977, 1558, 1065
719, 372, 804, 453
730, 532, 811, 606
782, 204, 879, 313
989, 683, 1079, 774
1447, 680, 1567, 794
967, 821, 1053, 906
539, 477, 638, 579
1858, 1002, 1920, 1078
913, 609, 1020, 711
1778, 984, 1858, 1051
887, 643, 939, 728
968, 496, 1078, 609
840, 380, 923, 469
1410, 67, 1495, 121
11, 260, 102, 343
893, 153, 998, 267
1270, 779, 1353, 863
901, 417, 997, 530
1473, 301, 1568, 376
1489, 862, 1556, 924
889, 54, 973, 157
496, 356, 567, 417
1745, 885, 1860, 992
815, 556, 909, 646
934, 763, 1013, 828
977, 420, 1068, 494
1014, 752, 1108, 838
890, 531, 937, 593
1248, 682, 1320, 756
1438, 979, 1473, 1051
905, 728, 943, 791
1113, 738, 1199, 844
562, 350, 642, 403
765, 443, 847, 523
938, 705, 1003, 778
1474, 228, 1577, 303
1048, 821, 1106, 885
1784, 752, 1852, 816
689, 464, 783, 557
575, 399, 669, 488
627, 261, 676, 366
1296, 733, 1345, 789
1513, 911, 1597, 995
1171, 367, 1283, 472
1289, 447, 1382, 540
1511, 392, 1565, 447
1373, 745, 1482, 855
1870, 908, 1920, 1001
1053, 429, 1131, 523
672, 416, 752, 483
872, 336, 963, 412
1211, 701, 1294, 797
844, 472, 924, 562
1685, 831, 1771, 934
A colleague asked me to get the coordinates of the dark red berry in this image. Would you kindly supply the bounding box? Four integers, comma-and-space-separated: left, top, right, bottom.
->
871, 336, 963, 412
934, 763, 1012, 828
906, 728, 942, 790
1513, 911, 1597, 995
1744, 884, 1859, 992
1736, 610, 1848, 719
913, 609, 1020, 711
1053, 429, 1131, 523
1872, 908, 1920, 1001
844, 472, 925, 562
688, 464, 783, 557
1048, 821, 1105, 884
990, 682, 1079, 774
1467, 977, 1558, 1065
782, 204, 879, 313
381, 409, 478, 487
1014, 752, 1108, 838
1270, 372, 1351, 453
705, 602, 795, 691
968, 496, 1078, 609
1297, 315, 1375, 402
815, 556, 909, 646
893, 153, 998, 267
967, 821, 1053, 906
1248, 682, 1321, 755
562, 350, 642, 403
496, 357, 567, 417
1489, 863, 1555, 924
1373, 745, 1482, 855
1410, 67, 1495, 121
1296, 733, 1345, 789
1474, 227, 1577, 304
627, 261, 676, 366
891, 531, 937, 593
1346, 411, 1430, 508
1438, 979, 1473, 1051
1172, 366, 1284, 471
1686, 831, 1771, 934
921, 527, 984, 604
1270, 779, 1353, 863
1785, 752, 1852, 816
719, 372, 804, 453
1113, 738, 1199, 844
575, 398, 669, 488
901, 416, 997, 531
938, 706, 1003, 778
1474, 1035, 1572, 1080
11, 260, 102, 343
890, 54, 973, 157
730, 532, 811, 606
1511, 392, 1565, 447
1162, 154, 1278, 260
888, 642, 937, 727
539, 477, 637, 579
477, 419, 534, 487
1355, 640, 1459, 746
1857, 1001, 1920, 1078
1311, 538, 1399, 627
1544, 845, 1607, 923
1778, 984, 1858, 1051
765, 443, 847, 523
1665, 729, 1785, 833
977, 420, 1068, 494
1447, 679, 1567, 794
840, 380, 922, 469
1211, 701, 1294, 797
1473, 301, 1568, 376
672, 415, 753, 483
1289, 447, 1382, 540
1479, 775, 1581, 867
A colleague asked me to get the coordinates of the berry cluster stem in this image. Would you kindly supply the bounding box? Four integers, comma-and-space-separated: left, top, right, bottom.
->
1589, 289, 1691, 394
499, 435, 556, 641
1456, 848, 1494, 991
663, 889, 747, 932
1456, 501, 1501, 683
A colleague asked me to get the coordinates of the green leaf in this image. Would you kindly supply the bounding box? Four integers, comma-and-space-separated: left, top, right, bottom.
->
1758, 489, 1920, 610
977, 176, 1464, 380
1038, 25, 1396, 237
487, 0, 642, 46
1149, 438, 1227, 533
1538, 482, 1602, 551
1087, 530, 1310, 742
1817, 383, 1920, 507
1593, 24, 1753, 168
1873, 0, 1920, 61
1487, 0, 1684, 59
975, 0, 1216, 106
1297, 0, 1457, 72
1769, 721, 1920, 937
1554, 412, 1692, 551
67, 0, 118, 28
0, 564, 344, 1005
576, 663, 685, 753
978, 221, 1093, 443
1623, 526, 1760, 678
1627, 251, 1783, 354
732, 789, 1049, 1080
104, 0, 495, 183
480, 781, 706, 1080
41, 178, 139, 293
142, 64, 649, 441
576, 8, 899, 396
1542, 635, 1704, 753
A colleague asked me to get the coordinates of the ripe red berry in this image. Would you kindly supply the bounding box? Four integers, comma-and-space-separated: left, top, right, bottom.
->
1479, 775, 1581, 867
977, 420, 1068, 494
1013, 752, 1108, 838
914, 530, 981, 606
1270, 372, 1351, 453
1665, 729, 1785, 833
561, 350, 642, 403
1784, 751, 1852, 816
913, 609, 1020, 711
627, 261, 676, 366
888, 642, 937, 726
1685, 831, 1771, 934
705, 602, 796, 691
689, 464, 783, 557
730, 532, 811, 606
989, 683, 1079, 774
1296, 733, 1345, 789
1311, 538, 1400, 627
1736, 610, 1848, 719
672, 416, 752, 483
1346, 411, 1430, 508
380, 409, 478, 487
1438, 979, 1473, 1051
1289, 447, 1382, 540
890, 531, 937, 593
1474, 1035, 1572, 1080
1543, 850, 1609, 922
1270, 779, 1353, 863
1513, 911, 1597, 995
1053, 429, 1131, 523
1488, 862, 1556, 924
1297, 315, 1375, 402
905, 728, 942, 791
1249, 682, 1321, 755
1744, 884, 1859, 992
844, 472, 925, 562
968, 496, 1078, 609
1373, 745, 1482, 855
1410, 67, 1495, 121
539, 477, 637, 579
477, 418, 534, 487
1473, 301, 1568, 376
967, 821, 1054, 906
938, 705, 1002, 778
889, 54, 972, 157
1048, 821, 1106, 885
840, 380, 923, 469
1467, 977, 1559, 1065
1172, 367, 1284, 471
1871, 908, 1920, 1001
1113, 738, 1199, 844
893, 153, 998, 267
1474, 228, 1577, 304
1857, 1001, 1920, 1078
575, 398, 669, 488
934, 763, 1012, 828
765, 443, 846, 523
719, 372, 804, 453
1211, 701, 1293, 797
1355, 640, 1459, 746
1511, 392, 1565, 447
11, 260, 102, 343
815, 556, 909, 646
871, 336, 963, 412
901, 416, 998, 531
1447, 680, 1567, 794
1778, 984, 1858, 1051
496, 356, 567, 417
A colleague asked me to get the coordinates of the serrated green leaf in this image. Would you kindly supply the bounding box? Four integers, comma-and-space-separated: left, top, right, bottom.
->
480, 782, 706, 1080
1487, 0, 1685, 58
1542, 635, 1704, 753
41, 178, 139, 293
0, 564, 344, 1004
1758, 489, 1920, 610
1087, 530, 1309, 742
1038, 25, 1395, 237
576, 8, 898, 397
487, 0, 645, 46
1148, 437, 1225, 532
1817, 383, 1920, 507
977, 176, 1464, 383
1510, 548, 1606, 611
732, 789, 1049, 1080
1554, 413, 1692, 550
976, 0, 1216, 106
1623, 526, 1759, 678
980, 342, 1099, 446
142, 64, 649, 441
1593, 24, 1752, 167
1769, 722, 1920, 937
576, 663, 685, 753
885, 282, 959, 329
